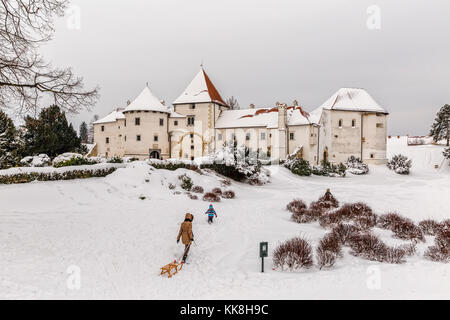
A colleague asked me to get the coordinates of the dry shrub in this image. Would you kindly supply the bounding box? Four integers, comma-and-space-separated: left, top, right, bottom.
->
203, 192, 221, 202
220, 179, 232, 186
273, 237, 313, 270
286, 199, 307, 214
188, 194, 198, 200
331, 223, 360, 245
399, 243, 417, 256
348, 233, 388, 262
287, 199, 319, 223
321, 202, 377, 230
425, 229, 450, 263
377, 213, 424, 242
222, 190, 236, 199
191, 185, 204, 194
309, 190, 339, 217
419, 219, 442, 236
317, 232, 343, 269
384, 247, 407, 264
211, 187, 223, 195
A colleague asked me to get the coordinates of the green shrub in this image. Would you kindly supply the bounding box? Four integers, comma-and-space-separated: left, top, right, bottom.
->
178, 174, 193, 191
108, 156, 123, 163
312, 160, 346, 177
289, 159, 312, 176
53, 157, 98, 168
0, 167, 117, 184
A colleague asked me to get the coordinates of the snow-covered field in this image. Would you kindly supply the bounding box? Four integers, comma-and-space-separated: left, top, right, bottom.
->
0, 140, 449, 299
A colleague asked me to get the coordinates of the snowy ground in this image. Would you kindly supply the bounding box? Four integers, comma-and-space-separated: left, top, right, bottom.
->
0, 140, 449, 299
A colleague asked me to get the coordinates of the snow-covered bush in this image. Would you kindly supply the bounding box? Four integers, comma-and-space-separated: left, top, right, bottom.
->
284, 158, 312, 176
387, 154, 412, 175
222, 190, 236, 199
211, 187, 222, 195
273, 237, 313, 270
191, 185, 204, 194
0, 167, 117, 185
203, 192, 221, 202
207, 144, 270, 185
178, 174, 193, 191
286, 199, 307, 214
20, 154, 51, 167
312, 160, 346, 177
108, 156, 123, 163
345, 156, 369, 175
317, 233, 342, 269
348, 233, 388, 262
53, 154, 99, 168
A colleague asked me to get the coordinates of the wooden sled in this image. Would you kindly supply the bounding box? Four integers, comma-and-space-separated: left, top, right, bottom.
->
160, 260, 183, 278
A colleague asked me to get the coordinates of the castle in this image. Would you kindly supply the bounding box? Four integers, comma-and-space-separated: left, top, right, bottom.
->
92, 68, 389, 165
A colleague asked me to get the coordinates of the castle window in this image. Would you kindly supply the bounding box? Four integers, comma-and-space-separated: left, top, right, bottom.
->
190, 104, 196, 109
376, 123, 384, 128
124, 135, 127, 141
338, 119, 343, 128
137, 135, 141, 141
246, 133, 251, 141
191, 145, 194, 150
135, 117, 140, 126
174, 120, 178, 126
106, 137, 109, 144
154, 135, 158, 142
187, 116, 195, 126
370, 153, 375, 159
261, 132, 266, 140
124, 120, 126, 127
352, 119, 356, 128
190, 133, 194, 139
101, 125, 105, 132
289, 133, 295, 140
160, 119, 164, 126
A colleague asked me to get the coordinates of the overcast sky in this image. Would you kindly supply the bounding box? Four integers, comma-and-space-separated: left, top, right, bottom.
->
41, 0, 450, 135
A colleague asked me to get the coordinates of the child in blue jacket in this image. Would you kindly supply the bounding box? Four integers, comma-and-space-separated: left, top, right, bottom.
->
205, 204, 217, 224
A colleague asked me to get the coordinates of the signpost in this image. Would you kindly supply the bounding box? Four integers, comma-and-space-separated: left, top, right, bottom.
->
259, 242, 268, 273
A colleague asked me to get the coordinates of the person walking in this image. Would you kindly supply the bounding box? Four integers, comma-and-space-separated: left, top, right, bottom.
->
204, 204, 217, 224
177, 213, 194, 263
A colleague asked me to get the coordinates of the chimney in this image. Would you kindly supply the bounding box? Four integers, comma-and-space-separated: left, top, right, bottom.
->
293, 100, 298, 107
249, 104, 255, 109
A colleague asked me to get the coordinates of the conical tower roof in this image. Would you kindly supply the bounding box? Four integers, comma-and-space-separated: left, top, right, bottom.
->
173, 68, 227, 107
124, 86, 170, 113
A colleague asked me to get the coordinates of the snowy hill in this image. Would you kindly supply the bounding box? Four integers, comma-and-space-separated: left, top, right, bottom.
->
0, 143, 449, 299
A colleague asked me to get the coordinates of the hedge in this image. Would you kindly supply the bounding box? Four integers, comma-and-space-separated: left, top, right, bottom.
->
0, 167, 117, 184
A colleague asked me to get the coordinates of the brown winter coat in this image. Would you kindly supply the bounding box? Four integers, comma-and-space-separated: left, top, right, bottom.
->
177, 213, 194, 245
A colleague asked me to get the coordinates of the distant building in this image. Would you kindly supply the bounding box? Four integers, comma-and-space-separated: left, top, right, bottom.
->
93, 68, 388, 164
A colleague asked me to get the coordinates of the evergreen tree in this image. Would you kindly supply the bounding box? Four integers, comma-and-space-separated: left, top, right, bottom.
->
22, 105, 82, 157
444, 147, 450, 165
430, 104, 450, 146
0, 110, 21, 169
79, 121, 88, 143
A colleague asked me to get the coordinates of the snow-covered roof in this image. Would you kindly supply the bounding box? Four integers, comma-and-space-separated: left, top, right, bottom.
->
93, 110, 125, 124
173, 68, 228, 107
169, 111, 186, 118
123, 86, 170, 113
315, 88, 388, 114
215, 105, 312, 129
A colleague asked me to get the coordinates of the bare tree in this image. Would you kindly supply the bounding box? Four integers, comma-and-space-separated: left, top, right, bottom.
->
226, 96, 240, 110
0, 0, 99, 116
